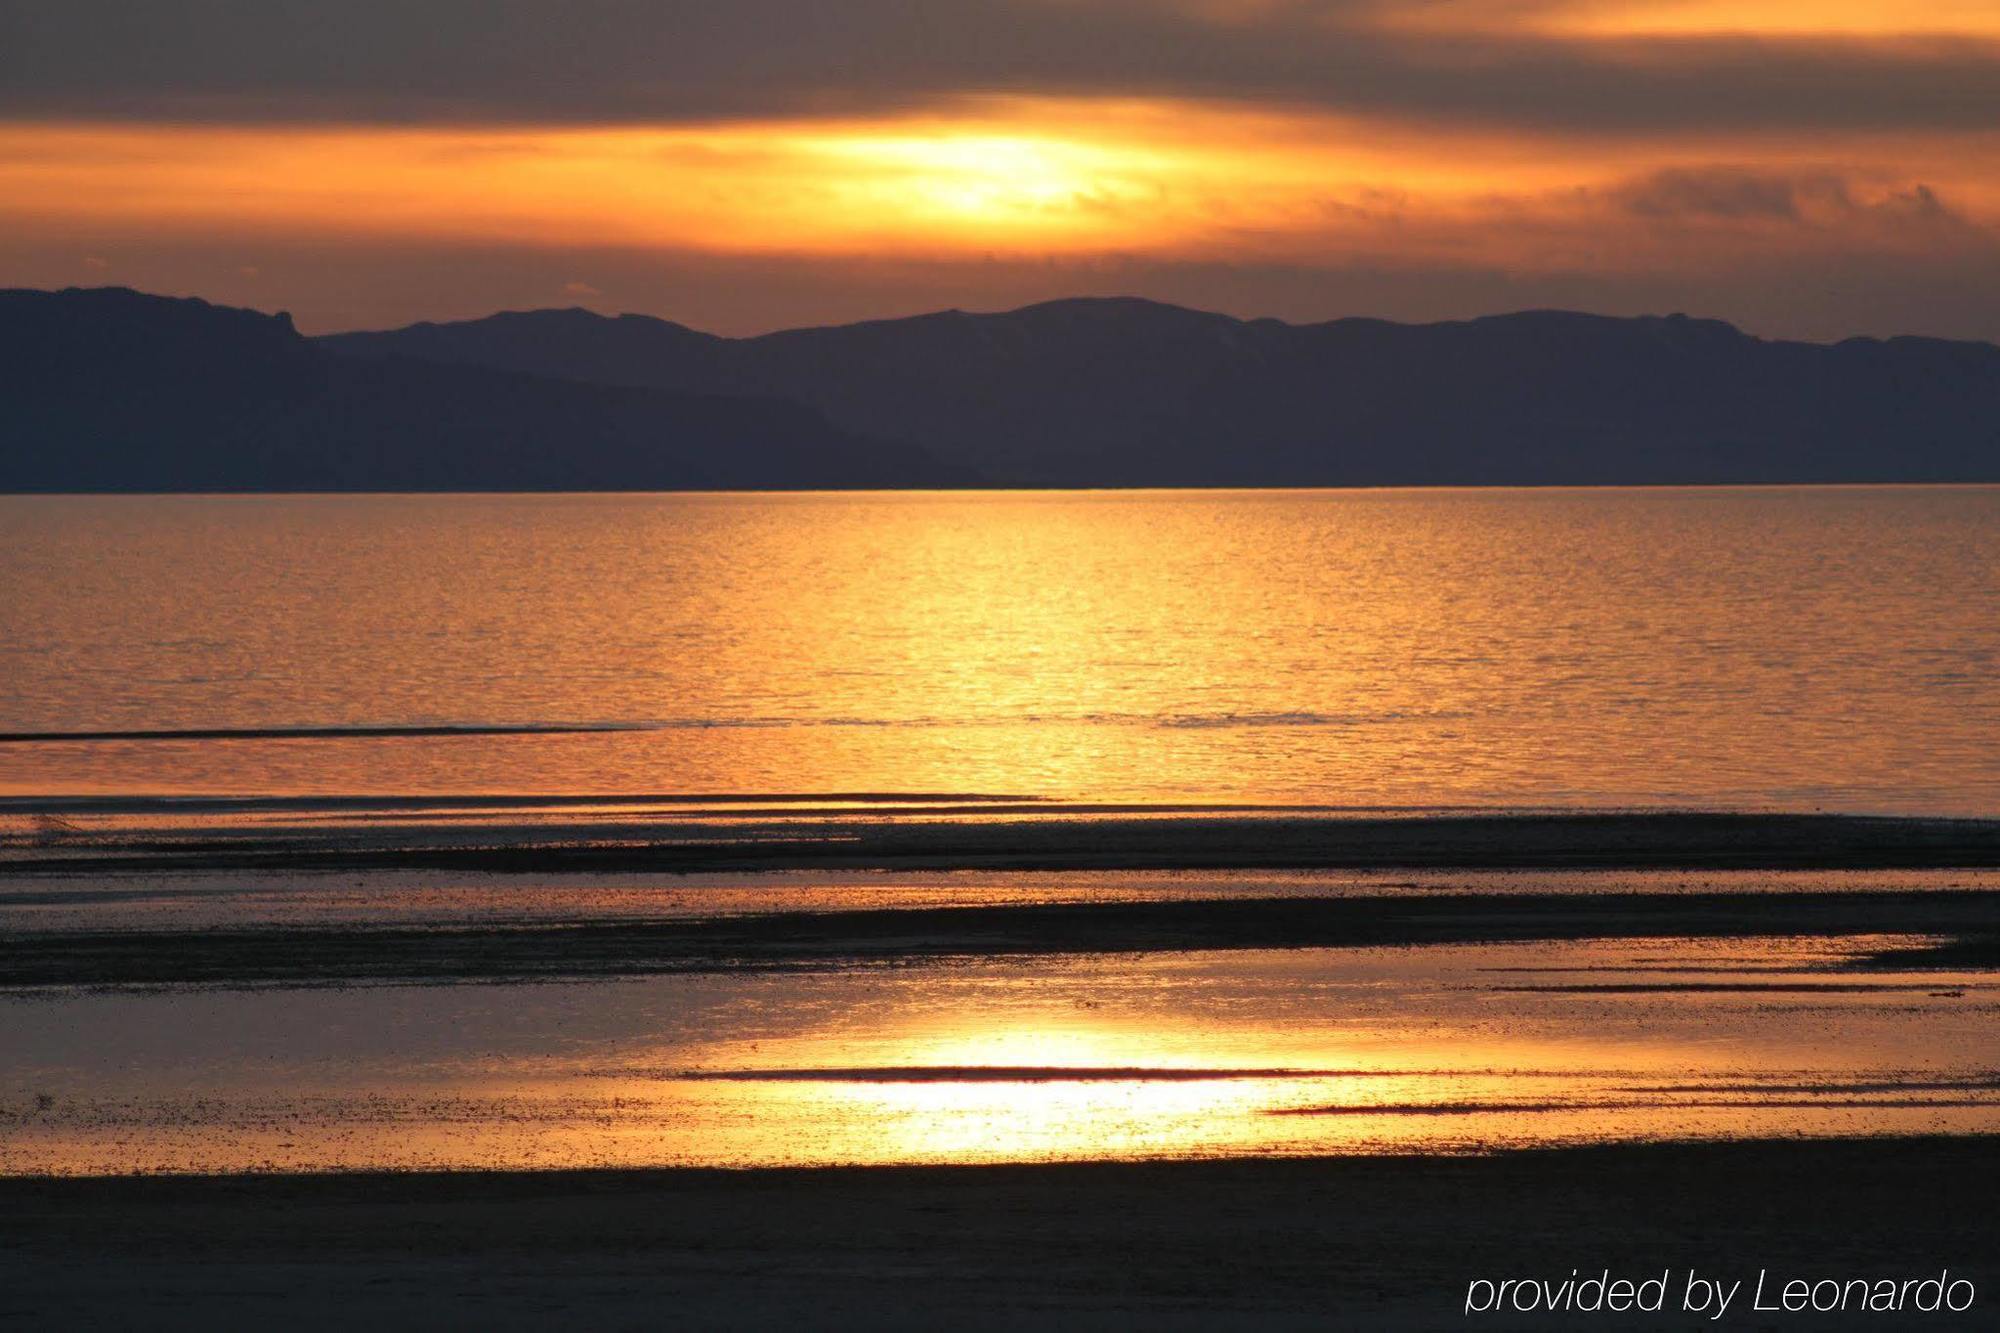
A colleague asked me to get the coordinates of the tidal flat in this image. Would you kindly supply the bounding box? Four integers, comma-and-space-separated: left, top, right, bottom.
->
7, 820, 1999, 1177
5, 778, 1999, 1324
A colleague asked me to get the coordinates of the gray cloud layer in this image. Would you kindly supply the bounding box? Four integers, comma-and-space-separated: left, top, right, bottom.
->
1609, 168, 1969, 231
6, 0, 2000, 132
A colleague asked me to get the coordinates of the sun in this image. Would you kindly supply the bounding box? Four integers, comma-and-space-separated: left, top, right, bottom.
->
805, 129, 1164, 236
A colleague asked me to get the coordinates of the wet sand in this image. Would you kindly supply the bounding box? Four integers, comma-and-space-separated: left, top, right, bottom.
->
3, 1139, 1994, 1330
13, 933, 1996, 1174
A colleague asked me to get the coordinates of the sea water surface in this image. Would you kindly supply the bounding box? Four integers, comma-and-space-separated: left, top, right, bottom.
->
2, 486, 1998, 811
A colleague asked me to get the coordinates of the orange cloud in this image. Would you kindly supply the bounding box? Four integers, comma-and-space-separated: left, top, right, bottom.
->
3, 101, 1994, 277
1527, 0, 2000, 37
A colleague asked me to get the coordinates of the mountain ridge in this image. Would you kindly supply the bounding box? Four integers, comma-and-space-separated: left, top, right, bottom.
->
318, 296, 2000, 487
3, 286, 1996, 492
333, 295, 1999, 356
0, 287, 966, 492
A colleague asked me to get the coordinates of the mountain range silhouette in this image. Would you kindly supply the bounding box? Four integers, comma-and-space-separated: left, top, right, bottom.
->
7, 286, 1998, 490
0, 288, 955, 491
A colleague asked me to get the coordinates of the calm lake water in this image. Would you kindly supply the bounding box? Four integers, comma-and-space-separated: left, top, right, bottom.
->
3, 487, 1997, 811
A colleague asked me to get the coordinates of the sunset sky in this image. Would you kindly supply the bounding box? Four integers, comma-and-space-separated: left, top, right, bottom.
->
3, 1, 1998, 338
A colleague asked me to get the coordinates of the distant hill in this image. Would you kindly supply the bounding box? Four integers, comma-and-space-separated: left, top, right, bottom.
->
0, 288, 963, 491
322, 297, 2000, 486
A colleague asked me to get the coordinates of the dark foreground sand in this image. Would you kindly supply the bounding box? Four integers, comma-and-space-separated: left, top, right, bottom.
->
3, 1139, 1994, 1330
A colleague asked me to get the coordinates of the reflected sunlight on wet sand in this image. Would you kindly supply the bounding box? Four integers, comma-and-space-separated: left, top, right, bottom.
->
8, 935, 1997, 1175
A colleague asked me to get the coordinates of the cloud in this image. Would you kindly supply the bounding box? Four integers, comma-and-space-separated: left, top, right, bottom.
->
3, 1, 2000, 135
1616, 167, 1817, 222
4, 4, 1995, 341
9, 119, 1991, 298
1604, 168, 1980, 244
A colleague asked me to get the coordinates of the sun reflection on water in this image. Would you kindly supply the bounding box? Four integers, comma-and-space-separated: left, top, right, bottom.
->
6, 939, 1999, 1175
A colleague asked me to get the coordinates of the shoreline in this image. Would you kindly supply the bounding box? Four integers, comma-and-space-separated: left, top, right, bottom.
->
5, 1138, 1994, 1329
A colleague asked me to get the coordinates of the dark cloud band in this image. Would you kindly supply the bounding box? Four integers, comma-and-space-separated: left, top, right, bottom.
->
5, 0, 2000, 133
